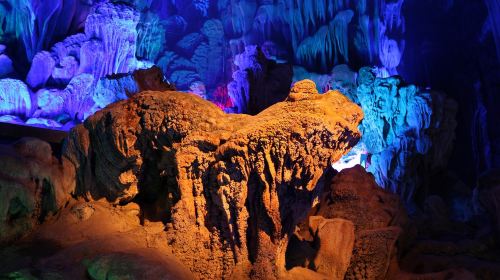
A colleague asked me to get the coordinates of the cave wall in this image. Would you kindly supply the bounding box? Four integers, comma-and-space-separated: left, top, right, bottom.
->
401, 0, 500, 185
0, 0, 498, 213
0, 0, 406, 125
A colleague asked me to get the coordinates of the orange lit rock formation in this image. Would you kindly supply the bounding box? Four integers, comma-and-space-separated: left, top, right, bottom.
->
64, 84, 363, 279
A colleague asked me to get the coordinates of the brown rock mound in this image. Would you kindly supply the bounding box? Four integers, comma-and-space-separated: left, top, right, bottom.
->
63, 86, 363, 279
287, 165, 410, 279
0, 138, 75, 244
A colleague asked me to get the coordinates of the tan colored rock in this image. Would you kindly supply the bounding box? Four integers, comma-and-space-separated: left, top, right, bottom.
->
311, 165, 408, 232
133, 66, 176, 92
284, 267, 329, 280
290, 79, 319, 95
345, 227, 401, 280
311, 217, 355, 279
288, 165, 410, 279
64, 84, 363, 279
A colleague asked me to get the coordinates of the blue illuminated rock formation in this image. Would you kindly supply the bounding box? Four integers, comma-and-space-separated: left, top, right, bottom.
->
227, 45, 261, 113
0, 0, 93, 62
34, 88, 65, 118
81, 2, 141, 80
26, 51, 56, 89
0, 79, 32, 118
228, 45, 292, 114
25, 2, 141, 91
136, 12, 165, 62
0, 0, 454, 197
0, 45, 13, 78
92, 74, 138, 112
0, 0, 415, 130
326, 66, 457, 211
295, 9, 354, 71
192, 19, 225, 89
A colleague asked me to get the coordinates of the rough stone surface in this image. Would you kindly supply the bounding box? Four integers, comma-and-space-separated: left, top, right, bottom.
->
316, 166, 409, 280
133, 66, 176, 92
312, 165, 409, 232
290, 79, 319, 95
35, 89, 66, 118
0, 138, 75, 244
310, 217, 355, 279
345, 226, 401, 280
287, 165, 411, 279
0, 199, 194, 280
63, 86, 363, 279
0, 79, 32, 118
26, 51, 56, 89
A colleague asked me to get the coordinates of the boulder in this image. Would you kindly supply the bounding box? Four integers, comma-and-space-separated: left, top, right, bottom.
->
133, 66, 175, 92
287, 165, 411, 279
310, 217, 355, 279
311, 165, 409, 232
63, 85, 363, 279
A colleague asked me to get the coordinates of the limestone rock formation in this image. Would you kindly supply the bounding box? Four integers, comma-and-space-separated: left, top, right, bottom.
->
227, 45, 293, 114
328, 66, 457, 212
0, 79, 32, 118
133, 66, 175, 92
63, 83, 363, 279
309, 217, 355, 278
0, 45, 13, 78
26, 51, 56, 89
81, 2, 141, 80
0, 138, 75, 244
25, 2, 142, 91
290, 79, 319, 95
287, 165, 410, 279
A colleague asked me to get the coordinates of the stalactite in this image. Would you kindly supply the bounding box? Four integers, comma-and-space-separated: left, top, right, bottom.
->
354, 14, 373, 62
383, 0, 404, 31
332, 9, 354, 63
295, 9, 353, 70
80, 2, 140, 79
136, 12, 165, 62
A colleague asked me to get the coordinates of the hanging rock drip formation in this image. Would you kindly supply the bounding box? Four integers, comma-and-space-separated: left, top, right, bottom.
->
63, 81, 363, 279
